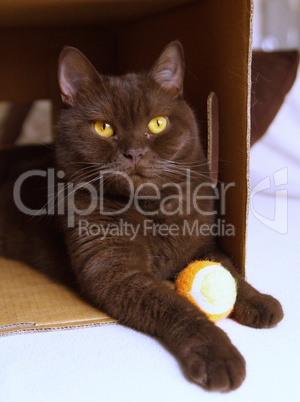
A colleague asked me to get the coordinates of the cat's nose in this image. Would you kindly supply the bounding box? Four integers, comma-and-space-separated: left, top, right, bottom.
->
123, 149, 146, 164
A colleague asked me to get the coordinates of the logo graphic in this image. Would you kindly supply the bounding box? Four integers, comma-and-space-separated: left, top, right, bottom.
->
250, 168, 288, 234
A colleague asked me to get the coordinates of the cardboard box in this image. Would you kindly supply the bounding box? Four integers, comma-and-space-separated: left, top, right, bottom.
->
0, 0, 252, 335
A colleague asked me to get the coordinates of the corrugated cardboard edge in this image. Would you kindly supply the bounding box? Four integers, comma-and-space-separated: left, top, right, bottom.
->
0, 320, 116, 337
244, 0, 254, 280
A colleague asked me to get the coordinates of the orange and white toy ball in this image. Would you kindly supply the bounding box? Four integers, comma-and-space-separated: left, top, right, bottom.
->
175, 261, 237, 322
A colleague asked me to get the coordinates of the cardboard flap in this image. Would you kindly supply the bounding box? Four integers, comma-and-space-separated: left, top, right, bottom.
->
0, 258, 115, 336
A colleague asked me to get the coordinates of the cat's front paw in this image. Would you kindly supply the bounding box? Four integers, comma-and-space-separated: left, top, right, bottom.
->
231, 293, 283, 328
179, 328, 246, 392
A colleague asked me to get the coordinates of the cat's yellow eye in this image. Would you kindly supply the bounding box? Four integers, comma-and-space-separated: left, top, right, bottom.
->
94, 121, 114, 138
148, 116, 168, 134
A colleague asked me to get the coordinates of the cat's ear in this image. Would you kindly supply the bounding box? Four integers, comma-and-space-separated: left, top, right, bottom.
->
150, 41, 185, 97
58, 47, 100, 105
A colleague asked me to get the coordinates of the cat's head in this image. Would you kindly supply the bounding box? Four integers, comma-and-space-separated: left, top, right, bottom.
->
57, 41, 207, 196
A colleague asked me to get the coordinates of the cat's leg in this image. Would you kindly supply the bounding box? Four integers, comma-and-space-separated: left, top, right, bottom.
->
72, 239, 246, 392
203, 248, 283, 328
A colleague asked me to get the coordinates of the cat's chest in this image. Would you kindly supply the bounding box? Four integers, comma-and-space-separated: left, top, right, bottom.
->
74, 193, 215, 279
134, 211, 215, 279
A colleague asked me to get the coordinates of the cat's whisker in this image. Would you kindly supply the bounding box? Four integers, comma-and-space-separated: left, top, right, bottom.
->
160, 168, 213, 183
156, 161, 214, 182
160, 158, 211, 168
165, 161, 210, 168
71, 168, 104, 183
71, 163, 119, 184
32, 168, 115, 222
57, 175, 105, 208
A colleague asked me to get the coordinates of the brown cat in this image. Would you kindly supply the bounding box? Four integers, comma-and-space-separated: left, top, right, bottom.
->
0, 41, 283, 392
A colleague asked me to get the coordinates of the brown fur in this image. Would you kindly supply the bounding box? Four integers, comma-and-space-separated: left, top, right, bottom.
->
0, 42, 283, 392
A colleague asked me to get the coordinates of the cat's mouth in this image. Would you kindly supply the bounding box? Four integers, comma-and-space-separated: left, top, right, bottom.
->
130, 170, 150, 180
128, 165, 151, 179
128, 168, 156, 184
131, 171, 145, 177
115, 162, 159, 186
